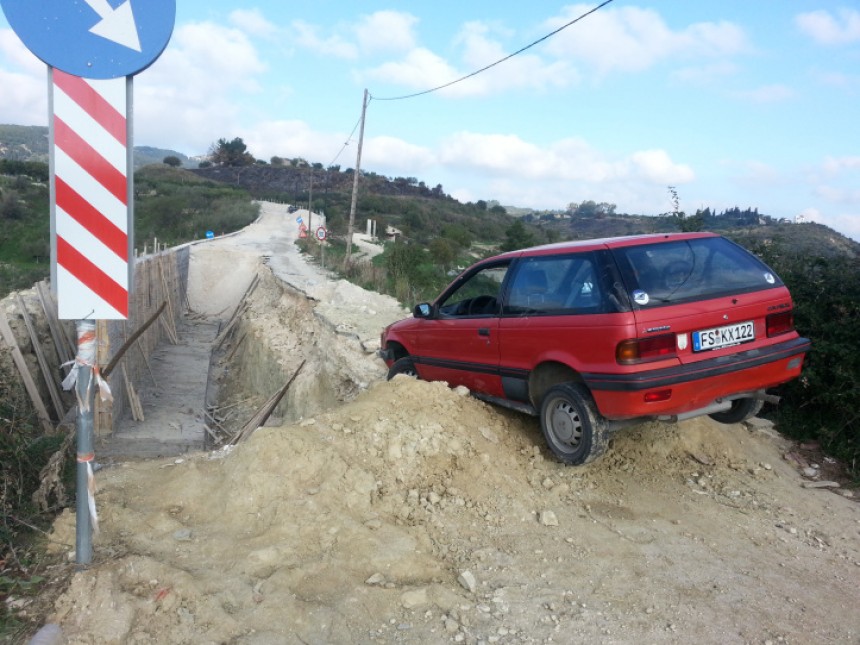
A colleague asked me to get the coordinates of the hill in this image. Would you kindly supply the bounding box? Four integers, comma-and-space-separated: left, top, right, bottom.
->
0, 124, 189, 169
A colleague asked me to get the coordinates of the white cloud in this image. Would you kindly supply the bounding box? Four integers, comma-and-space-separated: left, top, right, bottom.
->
672, 61, 738, 85
241, 120, 348, 163
365, 135, 435, 170
813, 70, 860, 90
0, 68, 46, 124
229, 9, 279, 40
799, 207, 860, 241
134, 22, 268, 152
0, 30, 49, 124
290, 20, 358, 60
796, 9, 860, 46
355, 11, 418, 54
363, 22, 576, 97
0, 29, 46, 73
629, 149, 695, 184
365, 48, 458, 93
436, 132, 693, 187
822, 155, 860, 175
543, 5, 748, 75
734, 84, 795, 104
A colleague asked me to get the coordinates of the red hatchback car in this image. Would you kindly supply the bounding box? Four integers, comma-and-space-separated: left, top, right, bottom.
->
379, 233, 810, 465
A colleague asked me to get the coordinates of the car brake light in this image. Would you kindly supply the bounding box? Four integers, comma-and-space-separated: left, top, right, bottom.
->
616, 334, 676, 364
644, 389, 672, 403
766, 310, 794, 337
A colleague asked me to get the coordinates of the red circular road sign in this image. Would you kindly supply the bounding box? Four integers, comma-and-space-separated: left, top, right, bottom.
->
315, 226, 327, 241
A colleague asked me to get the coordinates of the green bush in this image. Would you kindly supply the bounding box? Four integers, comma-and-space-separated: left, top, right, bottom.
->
756, 248, 860, 476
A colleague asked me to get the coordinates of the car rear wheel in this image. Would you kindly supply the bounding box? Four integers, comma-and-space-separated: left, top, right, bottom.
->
539, 383, 609, 465
708, 398, 764, 424
387, 357, 417, 380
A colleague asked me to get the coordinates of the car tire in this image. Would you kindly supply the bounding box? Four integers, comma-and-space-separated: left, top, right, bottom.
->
387, 357, 417, 381
539, 383, 609, 465
708, 398, 764, 424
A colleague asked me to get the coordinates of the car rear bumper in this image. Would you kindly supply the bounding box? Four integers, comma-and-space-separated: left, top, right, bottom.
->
584, 336, 810, 419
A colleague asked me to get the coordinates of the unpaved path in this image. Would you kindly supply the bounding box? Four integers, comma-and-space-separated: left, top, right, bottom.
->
39, 203, 860, 645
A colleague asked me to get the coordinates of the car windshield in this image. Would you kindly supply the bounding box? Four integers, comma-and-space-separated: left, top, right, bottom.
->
611, 237, 783, 306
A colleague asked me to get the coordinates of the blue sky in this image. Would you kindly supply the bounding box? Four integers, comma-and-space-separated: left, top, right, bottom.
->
1, 1, 859, 240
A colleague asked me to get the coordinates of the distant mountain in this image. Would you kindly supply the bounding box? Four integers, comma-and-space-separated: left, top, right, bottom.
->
0, 124, 189, 169
0, 124, 49, 162
133, 145, 190, 168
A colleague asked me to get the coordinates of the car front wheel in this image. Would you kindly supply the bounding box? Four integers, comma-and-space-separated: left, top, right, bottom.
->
387, 356, 417, 380
539, 383, 609, 465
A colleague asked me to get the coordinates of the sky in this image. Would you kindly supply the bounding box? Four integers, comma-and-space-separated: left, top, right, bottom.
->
1, 1, 859, 241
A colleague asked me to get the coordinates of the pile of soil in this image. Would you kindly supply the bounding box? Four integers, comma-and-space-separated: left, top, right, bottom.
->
32, 203, 860, 644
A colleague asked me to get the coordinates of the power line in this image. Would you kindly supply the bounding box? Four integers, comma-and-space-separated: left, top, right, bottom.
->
327, 115, 363, 168
370, 0, 615, 102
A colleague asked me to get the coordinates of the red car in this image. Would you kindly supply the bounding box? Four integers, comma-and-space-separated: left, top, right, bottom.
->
379, 232, 810, 465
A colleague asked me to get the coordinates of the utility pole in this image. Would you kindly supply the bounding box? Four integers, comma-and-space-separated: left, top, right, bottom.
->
345, 88, 369, 263
308, 168, 313, 233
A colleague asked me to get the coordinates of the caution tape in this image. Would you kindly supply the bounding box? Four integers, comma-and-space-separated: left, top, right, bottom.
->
61, 321, 113, 410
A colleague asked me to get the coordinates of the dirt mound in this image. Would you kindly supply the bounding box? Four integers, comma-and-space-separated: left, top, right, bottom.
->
36, 203, 860, 644
45, 375, 860, 644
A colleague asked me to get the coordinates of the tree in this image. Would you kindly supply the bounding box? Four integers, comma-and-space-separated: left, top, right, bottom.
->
665, 186, 704, 232
209, 137, 255, 167
500, 220, 536, 252
270, 156, 285, 166
162, 155, 181, 167
0, 191, 25, 220
429, 238, 457, 271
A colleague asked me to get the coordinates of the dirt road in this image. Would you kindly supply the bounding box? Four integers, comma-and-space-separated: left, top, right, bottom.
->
39, 203, 860, 644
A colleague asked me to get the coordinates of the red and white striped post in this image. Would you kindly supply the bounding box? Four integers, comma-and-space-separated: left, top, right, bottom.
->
51, 69, 131, 320
2, 0, 175, 570
49, 69, 132, 565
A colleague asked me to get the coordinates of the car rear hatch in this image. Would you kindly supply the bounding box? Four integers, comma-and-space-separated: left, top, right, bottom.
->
610, 235, 801, 367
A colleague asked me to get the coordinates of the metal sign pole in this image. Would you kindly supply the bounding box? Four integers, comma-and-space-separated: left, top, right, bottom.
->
2, 0, 176, 566
70, 320, 97, 565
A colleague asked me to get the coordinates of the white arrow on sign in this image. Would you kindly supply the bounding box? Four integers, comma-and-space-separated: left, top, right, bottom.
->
85, 0, 142, 52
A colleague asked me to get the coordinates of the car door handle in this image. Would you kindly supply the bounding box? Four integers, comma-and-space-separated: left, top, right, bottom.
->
478, 328, 490, 337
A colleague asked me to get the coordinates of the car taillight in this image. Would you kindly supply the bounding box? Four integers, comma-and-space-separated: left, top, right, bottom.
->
616, 334, 676, 364
766, 310, 795, 337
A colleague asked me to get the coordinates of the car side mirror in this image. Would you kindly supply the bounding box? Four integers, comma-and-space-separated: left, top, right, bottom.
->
413, 303, 432, 318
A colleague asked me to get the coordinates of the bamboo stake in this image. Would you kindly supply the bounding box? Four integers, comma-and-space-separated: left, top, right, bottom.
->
230, 361, 306, 445
14, 294, 65, 421
102, 301, 167, 378
35, 281, 73, 368
0, 312, 54, 433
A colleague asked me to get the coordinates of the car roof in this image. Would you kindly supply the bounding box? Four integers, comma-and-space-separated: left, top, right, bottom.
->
491, 231, 720, 261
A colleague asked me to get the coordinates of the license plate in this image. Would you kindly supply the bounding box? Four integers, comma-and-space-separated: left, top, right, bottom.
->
693, 321, 755, 352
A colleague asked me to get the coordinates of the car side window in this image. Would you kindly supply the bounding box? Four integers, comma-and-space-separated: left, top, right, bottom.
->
505, 254, 606, 315
437, 264, 509, 317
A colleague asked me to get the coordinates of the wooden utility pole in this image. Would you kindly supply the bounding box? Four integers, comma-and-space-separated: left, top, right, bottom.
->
345, 88, 369, 263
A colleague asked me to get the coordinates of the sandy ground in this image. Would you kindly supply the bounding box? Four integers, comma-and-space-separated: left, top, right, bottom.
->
35, 203, 860, 645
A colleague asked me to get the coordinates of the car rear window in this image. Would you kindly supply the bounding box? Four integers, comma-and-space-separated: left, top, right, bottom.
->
611, 237, 783, 307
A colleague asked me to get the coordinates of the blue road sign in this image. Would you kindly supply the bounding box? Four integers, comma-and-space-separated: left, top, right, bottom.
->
1, 0, 175, 79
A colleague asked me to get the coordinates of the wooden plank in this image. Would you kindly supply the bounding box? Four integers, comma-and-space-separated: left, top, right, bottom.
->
14, 294, 65, 421
95, 320, 112, 437
0, 311, 54, 434
121, 364, 144, 422
36, 281, 74, 367
159, 256, 179, 343
230, 360, 306, 445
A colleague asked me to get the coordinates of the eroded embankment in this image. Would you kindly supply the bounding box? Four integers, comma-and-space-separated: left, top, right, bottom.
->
201, 266, 389, 443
